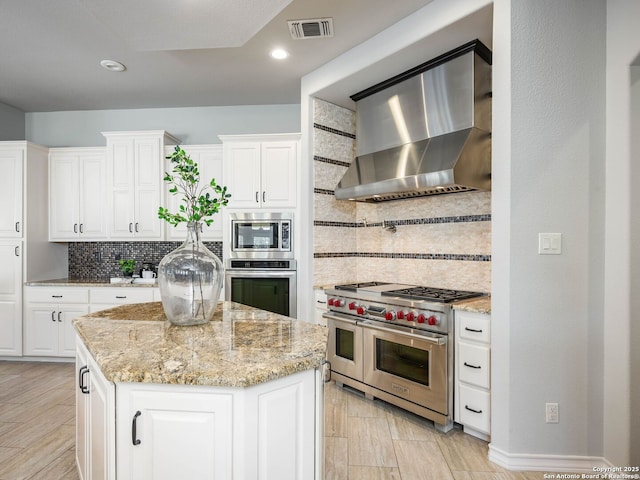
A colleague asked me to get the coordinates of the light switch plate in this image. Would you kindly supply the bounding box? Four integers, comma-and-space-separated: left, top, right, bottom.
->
538, 233, 562, 254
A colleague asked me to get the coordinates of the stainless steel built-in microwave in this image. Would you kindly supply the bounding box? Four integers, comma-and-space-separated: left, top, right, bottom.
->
229, 212, 293, 258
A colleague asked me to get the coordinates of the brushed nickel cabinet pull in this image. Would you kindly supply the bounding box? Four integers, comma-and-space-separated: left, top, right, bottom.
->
74, 223, 78, 234
14, 246, 19, 256
15, 221, 20, 232
51, 311, 56, 322
129, 223, 133, 233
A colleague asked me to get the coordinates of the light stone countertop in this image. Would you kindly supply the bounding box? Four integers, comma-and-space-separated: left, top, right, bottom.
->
453, 296, 491, 314
73, 301, 328, 388
26, 278, 157, 287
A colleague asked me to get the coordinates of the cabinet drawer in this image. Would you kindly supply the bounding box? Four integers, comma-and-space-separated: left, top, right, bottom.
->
459, 384, 490, 434
90, 287, 154, 305
26, 287, 89, 303
458, 342, 490, 389
457, 312, 490, 344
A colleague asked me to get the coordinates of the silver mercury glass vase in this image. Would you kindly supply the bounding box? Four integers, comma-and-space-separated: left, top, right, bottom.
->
158, 222, 223, 325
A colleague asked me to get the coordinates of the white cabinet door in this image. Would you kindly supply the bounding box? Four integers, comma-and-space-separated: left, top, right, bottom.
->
164, 145, 224, 241
106, 134, 168, 240
0, 241, 22, 356
79, 151, 108, 239
50, 149, 107, 240
133, 138, 162, 239
89, 359, 114, 480
0, 147, 23, 238
59, 305, 90, 357
108, 138, 136, 239
77, 339, 116, 480
222, 136, 298, 209
25, 301, 88, 357
223, 142, 261, 208
49, 152, 80, 240
23, 304, 59, 356
260, 141, 297, 208
76, 344, 89, 480
117, 387, 233, 480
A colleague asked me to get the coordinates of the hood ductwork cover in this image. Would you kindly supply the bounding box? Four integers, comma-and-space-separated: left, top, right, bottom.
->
335, 40, 492, 202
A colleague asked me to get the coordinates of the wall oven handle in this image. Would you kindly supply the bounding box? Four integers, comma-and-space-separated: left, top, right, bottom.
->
359, 320, 447, 344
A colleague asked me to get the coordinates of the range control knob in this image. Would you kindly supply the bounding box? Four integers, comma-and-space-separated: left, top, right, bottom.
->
385, 310, 396, 321
327, 298, 335, 306
357, 306, 366, 315
397, 310, 406, 320
348, 302, 358, 311
334, 299, 343, 308
428, 315, 440, 326
406, 312, 416, 322
417, 313, 426, 324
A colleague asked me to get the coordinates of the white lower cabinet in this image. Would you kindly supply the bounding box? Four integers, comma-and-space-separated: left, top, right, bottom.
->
313, 288, 327, 326
89, 287, 156, 313
24, 287, 89, 357
454, 310, 491, 440
76, 339, 115, 480
0, 241, 22, 356
115, 369, 318, 480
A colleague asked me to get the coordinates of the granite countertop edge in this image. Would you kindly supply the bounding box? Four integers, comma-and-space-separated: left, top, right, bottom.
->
73, 301, 328, 388
453, 296, 491, 314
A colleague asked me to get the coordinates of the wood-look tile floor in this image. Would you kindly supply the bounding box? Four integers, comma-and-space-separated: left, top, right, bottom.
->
0, 361, 549, 480
324, 381, 548, 480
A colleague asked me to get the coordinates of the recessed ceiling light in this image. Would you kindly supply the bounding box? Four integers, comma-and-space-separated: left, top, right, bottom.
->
270, 48, 289, 60
100, 59, 126, 72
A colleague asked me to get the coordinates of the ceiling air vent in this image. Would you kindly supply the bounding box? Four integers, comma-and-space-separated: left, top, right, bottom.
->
288, 18, 334, 39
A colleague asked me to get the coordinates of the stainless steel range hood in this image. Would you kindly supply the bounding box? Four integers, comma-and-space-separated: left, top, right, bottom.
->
335, 40, 492, 202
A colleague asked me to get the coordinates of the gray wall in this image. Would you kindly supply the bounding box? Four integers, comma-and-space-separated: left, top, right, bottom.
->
492, 0, 606, 459
25, 104, 301, 147
0, 102, 26, 140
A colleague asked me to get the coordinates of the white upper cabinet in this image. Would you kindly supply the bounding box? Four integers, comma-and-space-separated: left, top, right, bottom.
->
221, 134, 299, 209
49, 147, 108, 241
163, 145, 224, 241
104, 131, 179, 240
0, 147, 24, 238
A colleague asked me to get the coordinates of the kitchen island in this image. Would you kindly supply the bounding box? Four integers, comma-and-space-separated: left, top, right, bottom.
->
73, 301, 328, 480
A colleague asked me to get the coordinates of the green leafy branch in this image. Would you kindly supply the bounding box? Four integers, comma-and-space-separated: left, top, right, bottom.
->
158, 146, 231, 227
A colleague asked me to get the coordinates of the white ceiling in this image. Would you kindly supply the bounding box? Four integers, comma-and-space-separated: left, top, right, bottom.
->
0, 0, 492, 113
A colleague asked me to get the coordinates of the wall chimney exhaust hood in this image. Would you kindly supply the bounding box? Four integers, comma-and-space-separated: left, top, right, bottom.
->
335, 40, 492, 202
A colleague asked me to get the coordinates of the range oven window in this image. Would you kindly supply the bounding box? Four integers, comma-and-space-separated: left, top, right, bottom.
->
376, 338, 430, 386
335, 328, 355, 361
230, 277, 289, 316
234, 222, 278, 249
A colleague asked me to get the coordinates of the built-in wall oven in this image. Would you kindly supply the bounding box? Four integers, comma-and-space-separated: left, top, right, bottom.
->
324, 282, 484, 432
225, 259, 296, 317
225, 212, 296, 317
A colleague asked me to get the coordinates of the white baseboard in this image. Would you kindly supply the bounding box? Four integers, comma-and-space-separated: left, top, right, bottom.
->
488, 445, 615, 472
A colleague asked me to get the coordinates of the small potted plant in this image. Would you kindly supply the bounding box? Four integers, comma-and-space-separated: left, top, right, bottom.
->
157, 146, 231, 326
118, 259, 136, 277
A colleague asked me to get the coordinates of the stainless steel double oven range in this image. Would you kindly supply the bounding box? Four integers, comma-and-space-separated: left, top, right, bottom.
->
324, 282, 484, 432
224, 212, 296, 317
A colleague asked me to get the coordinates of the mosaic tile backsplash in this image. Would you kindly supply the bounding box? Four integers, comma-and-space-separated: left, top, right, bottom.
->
68, 241, 223, 280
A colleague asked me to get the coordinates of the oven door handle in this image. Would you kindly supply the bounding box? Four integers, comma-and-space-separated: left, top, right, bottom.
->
359, 320, 447, 345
